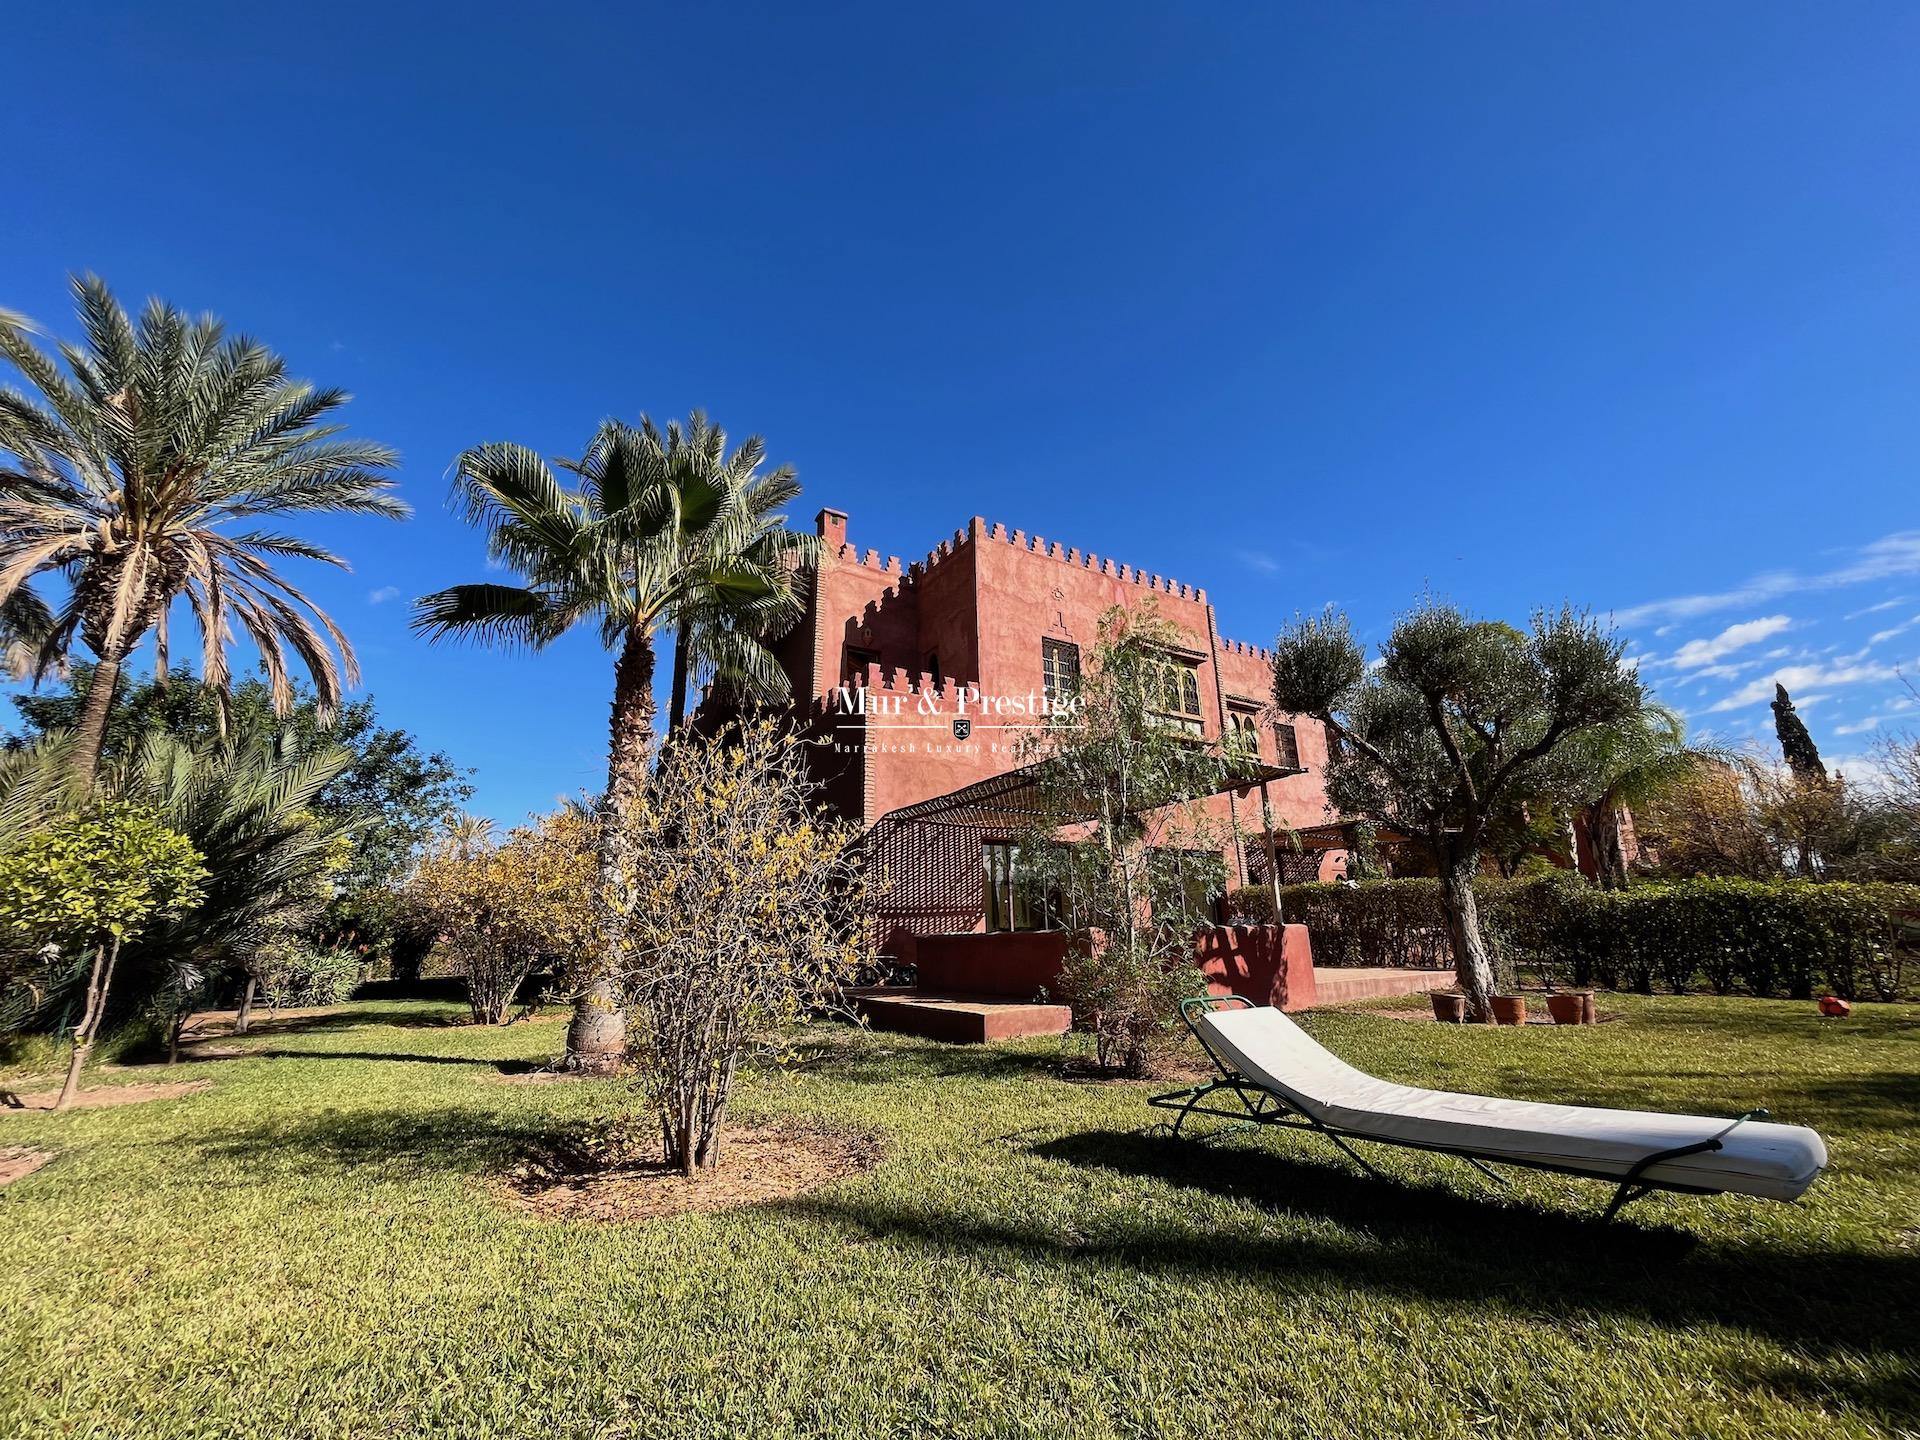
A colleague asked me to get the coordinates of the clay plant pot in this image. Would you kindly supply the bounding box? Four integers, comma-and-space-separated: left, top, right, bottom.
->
1490, 994, 1527, 1026
1430, 990, 1469, 1024
1546, 992, 1586, 1026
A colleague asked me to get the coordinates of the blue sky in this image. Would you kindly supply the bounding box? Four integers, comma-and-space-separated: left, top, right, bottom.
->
4, 3, 1918, 820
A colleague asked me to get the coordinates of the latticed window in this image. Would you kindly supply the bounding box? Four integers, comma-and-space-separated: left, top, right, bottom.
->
1041, 638, 1080, 706
1225, 704, 1263, 758
1150, 655, 1204, 736
1272, 721, 1301, 770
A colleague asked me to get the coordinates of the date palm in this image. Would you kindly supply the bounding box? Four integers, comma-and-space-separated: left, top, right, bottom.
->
652, 412, 818, 730
414, 415, 808, 1068
0, 276, 405, 788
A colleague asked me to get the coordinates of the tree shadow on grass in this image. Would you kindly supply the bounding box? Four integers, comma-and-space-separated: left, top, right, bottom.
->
196, 1104, 585, 1180
782, 1126, 1918, 1427
781, 1034, 1074, 1086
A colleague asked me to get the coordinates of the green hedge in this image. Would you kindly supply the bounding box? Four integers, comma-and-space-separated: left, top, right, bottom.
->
1226, 876, 1919, 1000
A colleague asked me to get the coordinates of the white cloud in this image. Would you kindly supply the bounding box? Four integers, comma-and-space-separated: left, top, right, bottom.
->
1867, 613, 1920, 646
367, 585, 402, 605
1835, 715, 1885, 736
1614, 532, 1920, 626
1845, 597, 1905, 620
1706, 662, 1898, 712
1232, 549, 1281, 576
1645, 615, 1792, 671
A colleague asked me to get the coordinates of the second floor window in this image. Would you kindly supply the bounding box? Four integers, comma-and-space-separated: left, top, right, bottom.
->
1151, 656, 1204, 736
1042, 638, 1081, 706
1226, 704, 1263, 757
1273, 721, 1301, 770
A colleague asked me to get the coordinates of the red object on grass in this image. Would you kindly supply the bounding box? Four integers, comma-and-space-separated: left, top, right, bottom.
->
1818, 995, 1852, 1018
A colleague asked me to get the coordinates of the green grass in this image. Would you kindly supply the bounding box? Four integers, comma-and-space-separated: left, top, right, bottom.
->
2, 995, 1916, 1440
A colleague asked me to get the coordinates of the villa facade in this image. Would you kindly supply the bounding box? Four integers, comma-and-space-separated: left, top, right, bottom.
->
760, 509, 1346, 965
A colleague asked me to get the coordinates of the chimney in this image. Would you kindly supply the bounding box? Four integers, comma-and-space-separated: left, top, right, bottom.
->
816, 507, 849, 549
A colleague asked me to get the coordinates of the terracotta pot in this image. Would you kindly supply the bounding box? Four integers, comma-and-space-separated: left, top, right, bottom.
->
1546, 993, 1585, 1026
1490, 994, 1527, 1026
1430, 990, 1469, 1024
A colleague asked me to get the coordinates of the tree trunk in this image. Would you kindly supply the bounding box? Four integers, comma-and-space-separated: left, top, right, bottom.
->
69, 652, 124, 789
567, 626, 657, 1072
1599, 807, 1631, 890
1437, 850, 1498, 1023
667, 616, 692, 731
55, 937, 120, 1110
233, 977, 256, 1036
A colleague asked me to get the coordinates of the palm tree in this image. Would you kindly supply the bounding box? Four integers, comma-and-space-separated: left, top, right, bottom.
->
0, 276, 406, 788
0, 584, 53, 679
652, 413, 818, 730
1570, 703, 1718, 888
126, 730, 356, 1036
414, 414, 808, 1068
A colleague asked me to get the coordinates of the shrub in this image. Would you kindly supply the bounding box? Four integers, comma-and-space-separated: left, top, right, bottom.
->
1229, 874, 1920, 1000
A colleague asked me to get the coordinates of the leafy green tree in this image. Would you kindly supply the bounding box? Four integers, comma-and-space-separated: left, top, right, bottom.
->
1271, 603, 1643, 1020
413, 415, 807, 1070
1013, 604, 1233, 1076
0, 801, 204, 1107
12, 665, 471, 957
0, 276, 405, 786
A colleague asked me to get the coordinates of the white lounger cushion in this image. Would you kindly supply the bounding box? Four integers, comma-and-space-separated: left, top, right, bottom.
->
1198, 1006, 1828, 1202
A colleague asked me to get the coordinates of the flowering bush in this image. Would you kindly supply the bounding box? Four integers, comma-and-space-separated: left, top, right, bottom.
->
403, 810, 598, 1024
615, 720, 867, 1174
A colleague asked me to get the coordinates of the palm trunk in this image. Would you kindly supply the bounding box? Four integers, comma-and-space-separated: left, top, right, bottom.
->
69, 652, 125, 789
667, 616, 692, 731
567, 627, 656, 1072
233, 977, 256, 1036
55, 936, 121, 1110
1438, 847, 1498, 1023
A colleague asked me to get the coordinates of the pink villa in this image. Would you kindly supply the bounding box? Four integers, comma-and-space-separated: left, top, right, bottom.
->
748, 509, 1439, 1039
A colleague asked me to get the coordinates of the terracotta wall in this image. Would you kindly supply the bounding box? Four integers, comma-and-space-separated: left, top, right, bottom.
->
1195, 923, 1318, 1013
906, 923, 1318, 1016
912, 930, 1072, 1000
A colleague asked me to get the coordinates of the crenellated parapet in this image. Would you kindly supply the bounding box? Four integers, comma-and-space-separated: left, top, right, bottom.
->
974, 516, 1206, 602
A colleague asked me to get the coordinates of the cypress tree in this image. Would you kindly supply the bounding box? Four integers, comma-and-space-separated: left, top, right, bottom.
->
1771, 683, 1827, 782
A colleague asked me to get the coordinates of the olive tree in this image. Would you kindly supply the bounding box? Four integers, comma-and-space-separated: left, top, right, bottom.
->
0, 802, 205, 1106
615, 718, 866, 1175
1271, 603, 1642, 1020
1014, 603, 1232, 1076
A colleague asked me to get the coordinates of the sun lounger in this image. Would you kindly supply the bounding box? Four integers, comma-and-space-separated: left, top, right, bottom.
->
1149, 995, 1828, 1220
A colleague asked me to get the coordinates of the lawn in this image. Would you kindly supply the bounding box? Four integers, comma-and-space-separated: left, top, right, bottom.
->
1, 995, 1915, 1440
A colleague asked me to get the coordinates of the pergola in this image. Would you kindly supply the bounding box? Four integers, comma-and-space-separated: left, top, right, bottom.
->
864, 753, 1306, 953
881, 753, 1302, 830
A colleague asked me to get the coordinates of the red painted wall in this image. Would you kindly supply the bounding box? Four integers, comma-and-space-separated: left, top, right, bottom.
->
912, 930, 1072, 1000
1195, 924, 1318, 1013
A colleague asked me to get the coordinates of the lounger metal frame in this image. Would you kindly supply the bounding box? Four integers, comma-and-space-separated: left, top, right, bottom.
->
1148, 994, 1768, 1221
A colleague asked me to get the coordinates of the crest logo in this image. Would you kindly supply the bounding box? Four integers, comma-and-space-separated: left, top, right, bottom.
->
952, 717, 972, 740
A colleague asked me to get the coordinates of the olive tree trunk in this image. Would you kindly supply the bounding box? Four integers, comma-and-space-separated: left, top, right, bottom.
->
1437, 848, 1498, 1023
566, 627, 656, 1072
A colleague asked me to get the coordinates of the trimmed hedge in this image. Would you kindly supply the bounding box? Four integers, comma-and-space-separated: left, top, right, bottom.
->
1226, 876, 1919, 1000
